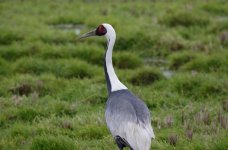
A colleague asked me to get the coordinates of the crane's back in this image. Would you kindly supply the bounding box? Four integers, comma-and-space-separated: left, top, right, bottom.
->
105, 90, 154, 150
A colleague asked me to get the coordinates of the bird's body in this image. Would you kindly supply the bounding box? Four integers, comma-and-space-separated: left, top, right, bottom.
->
106, 90, 154, 150
80, 23, 155, 150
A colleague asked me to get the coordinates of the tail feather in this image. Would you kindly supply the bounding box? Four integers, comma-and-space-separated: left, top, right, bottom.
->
125, 122, 153, 150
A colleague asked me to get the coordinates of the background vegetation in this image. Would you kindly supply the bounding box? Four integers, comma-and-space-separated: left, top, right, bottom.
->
0, 0, 227, 149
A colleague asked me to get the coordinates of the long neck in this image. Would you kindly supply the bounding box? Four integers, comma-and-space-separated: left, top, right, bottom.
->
104, 34, 127, 94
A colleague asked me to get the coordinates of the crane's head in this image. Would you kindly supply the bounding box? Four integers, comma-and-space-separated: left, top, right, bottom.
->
79, 23, 116, 40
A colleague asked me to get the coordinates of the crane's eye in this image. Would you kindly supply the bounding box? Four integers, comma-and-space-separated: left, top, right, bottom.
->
96, 25, 107, 36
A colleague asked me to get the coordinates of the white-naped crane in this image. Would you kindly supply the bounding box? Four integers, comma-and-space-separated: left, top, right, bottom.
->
79, 23, 155, 150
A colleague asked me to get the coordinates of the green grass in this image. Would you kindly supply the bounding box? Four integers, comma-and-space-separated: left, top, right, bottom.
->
129, 66, 164, 86
159, 10, 210, 28
30, 135, 77, 150
0, 0, 228, 150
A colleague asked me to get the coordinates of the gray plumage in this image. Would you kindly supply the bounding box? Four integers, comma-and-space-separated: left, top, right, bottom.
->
105, 90, 154, 150
106, 90, 151, 125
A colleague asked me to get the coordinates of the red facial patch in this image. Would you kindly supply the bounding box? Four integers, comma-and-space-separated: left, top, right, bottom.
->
96, 25, 107, 36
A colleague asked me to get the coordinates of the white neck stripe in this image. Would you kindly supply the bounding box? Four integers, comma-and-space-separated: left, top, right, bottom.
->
103, 24, 128, 92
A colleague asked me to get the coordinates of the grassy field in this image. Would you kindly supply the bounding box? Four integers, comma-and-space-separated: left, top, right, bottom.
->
0, 0, 228, 149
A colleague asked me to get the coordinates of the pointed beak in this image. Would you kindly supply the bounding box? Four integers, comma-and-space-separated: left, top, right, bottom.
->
78, 29, 96, 39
